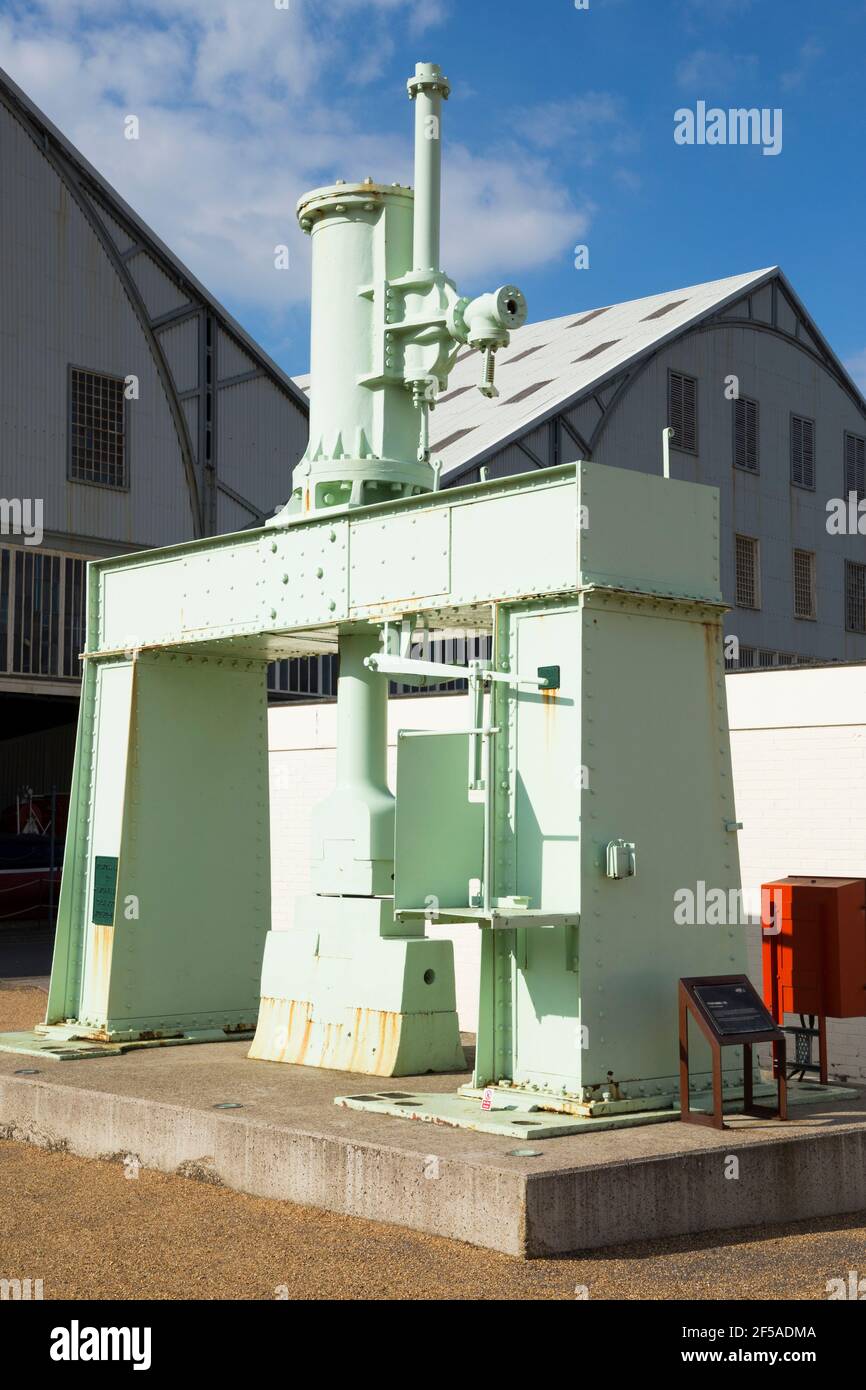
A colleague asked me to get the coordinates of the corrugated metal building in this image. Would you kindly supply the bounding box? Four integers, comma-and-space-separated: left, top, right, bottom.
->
0, 68, 309, 796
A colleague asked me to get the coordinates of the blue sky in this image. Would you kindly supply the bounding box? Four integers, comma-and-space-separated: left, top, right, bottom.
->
2, 0, 865, 385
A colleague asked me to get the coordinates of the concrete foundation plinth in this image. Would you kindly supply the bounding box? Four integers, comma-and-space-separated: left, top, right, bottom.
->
0, 1040, 864, 1257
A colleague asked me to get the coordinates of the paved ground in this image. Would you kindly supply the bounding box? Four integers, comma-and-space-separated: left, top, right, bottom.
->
0, 922, 54, 978
2, 984, 865, 1299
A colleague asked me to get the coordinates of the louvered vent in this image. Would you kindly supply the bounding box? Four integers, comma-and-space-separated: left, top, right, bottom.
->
793, 549, 816, 619
791, 415, 815, 489
735, 535, 760, 609
733, 397, 759, 472
845, 432, 866, 499
668, 371, 698, 452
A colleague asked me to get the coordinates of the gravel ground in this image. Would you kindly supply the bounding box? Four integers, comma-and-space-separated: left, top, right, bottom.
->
2, 1140, 865, 1300
2, 986, 865, 1300
0, 984, 48, 1031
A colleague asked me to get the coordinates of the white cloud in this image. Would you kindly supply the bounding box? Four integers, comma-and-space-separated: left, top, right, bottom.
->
781, 38, 824, 91
0, 0, 586, 321
443, 146, 593, 281
514, 93, 632, 161
676, 48, 760, 91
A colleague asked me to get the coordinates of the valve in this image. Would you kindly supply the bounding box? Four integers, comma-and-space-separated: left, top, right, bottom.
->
448, 285, 527, 399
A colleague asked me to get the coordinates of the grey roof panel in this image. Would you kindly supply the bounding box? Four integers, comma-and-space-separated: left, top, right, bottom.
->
294, 274, 866, 486
411, 269, 781, 480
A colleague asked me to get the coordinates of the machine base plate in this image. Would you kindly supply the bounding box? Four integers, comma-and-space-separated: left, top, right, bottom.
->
336, 1079, 858, 1137
0, 1028, 254, 1061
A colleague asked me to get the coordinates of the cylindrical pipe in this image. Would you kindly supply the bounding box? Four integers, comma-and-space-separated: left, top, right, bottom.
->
335, 631, 390, 797
407, 62, 450, 274
662, 426, 675, 480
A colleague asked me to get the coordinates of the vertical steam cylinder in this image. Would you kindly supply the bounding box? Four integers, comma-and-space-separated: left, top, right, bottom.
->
292, 181, 434, 513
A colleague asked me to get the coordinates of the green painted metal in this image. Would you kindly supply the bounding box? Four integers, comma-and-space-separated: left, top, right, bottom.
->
373, 461, 750, 1109
335, 1080, 858, 1138
0, 59, 528, 1070
38, 651, 270, 1045
0, 59, 757, 1120
275, 60, 525, 520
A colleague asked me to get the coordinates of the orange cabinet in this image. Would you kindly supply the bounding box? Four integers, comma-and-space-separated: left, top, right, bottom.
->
761, 876, 866, 1021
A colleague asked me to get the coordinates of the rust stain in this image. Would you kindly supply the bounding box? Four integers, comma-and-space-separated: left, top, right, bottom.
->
540, 683, 558, 755
249, 997, 402, 1073
87, 922, 114, 1015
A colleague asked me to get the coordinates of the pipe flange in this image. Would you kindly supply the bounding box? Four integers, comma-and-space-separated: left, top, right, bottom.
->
407, 65, 451, 101
446, 296, 471, 343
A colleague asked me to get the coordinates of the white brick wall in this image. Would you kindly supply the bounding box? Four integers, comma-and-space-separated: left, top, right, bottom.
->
728, 664, 866, 1081
268, 695, 483, 1029
268, 666, 866, 1074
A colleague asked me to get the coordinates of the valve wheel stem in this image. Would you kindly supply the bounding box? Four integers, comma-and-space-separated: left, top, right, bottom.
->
480, 347, 499, 399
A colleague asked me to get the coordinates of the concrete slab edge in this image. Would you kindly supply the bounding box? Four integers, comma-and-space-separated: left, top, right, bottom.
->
3, 1073, 866, 1257
0, 1074, 529, 1256
526, 1126, 866, 1255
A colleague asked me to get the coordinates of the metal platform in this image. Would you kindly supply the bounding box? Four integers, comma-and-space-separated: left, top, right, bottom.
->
0, 1028, 253, 1061
335, 1079, 859, 1137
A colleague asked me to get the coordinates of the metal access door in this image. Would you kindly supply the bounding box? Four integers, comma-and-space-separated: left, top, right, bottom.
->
510, 605, 582, 1087
394, 730, 484, 914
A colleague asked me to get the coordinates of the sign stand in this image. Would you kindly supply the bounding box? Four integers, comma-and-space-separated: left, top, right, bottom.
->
679, 975, 787, 1130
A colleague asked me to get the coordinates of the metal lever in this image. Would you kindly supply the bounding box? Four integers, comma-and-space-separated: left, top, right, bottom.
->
364, 652, 555, 688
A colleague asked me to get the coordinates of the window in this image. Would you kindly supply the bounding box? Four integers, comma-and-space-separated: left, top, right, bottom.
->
735, 534, 760, 609
844, 432, 866, 501
845, 560, 866, 633
733, 397, 759, 473
0, 546, 89, 678
791, 415, 815, 490
668, 371, 697, 453
69, 368, 127, 488
793, 549, 816, 620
